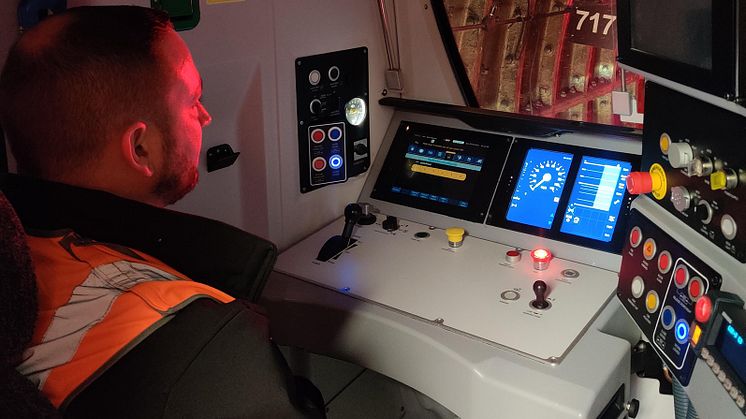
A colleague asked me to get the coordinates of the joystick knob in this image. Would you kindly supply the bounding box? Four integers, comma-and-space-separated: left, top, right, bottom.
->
382, 215, 399, 232
531, 280, 550, 310
341, 203, 362, 242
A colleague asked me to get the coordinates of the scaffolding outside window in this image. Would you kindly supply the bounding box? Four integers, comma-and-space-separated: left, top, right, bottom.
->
439, 0, 643, 128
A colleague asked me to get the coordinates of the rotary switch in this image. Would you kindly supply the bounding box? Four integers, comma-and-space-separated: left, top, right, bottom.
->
694, 201, 713, 224
668, 142, 694, 169
670, 186, 692, 212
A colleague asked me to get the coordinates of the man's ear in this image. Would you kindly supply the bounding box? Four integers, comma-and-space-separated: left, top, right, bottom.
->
120, 121, 154, 177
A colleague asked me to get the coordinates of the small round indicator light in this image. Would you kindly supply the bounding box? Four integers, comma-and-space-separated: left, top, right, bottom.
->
329, 154, 343, 170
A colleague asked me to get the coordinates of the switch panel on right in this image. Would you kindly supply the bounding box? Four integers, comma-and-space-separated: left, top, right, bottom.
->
639, 83, 746, 262
619, 209, 722, 385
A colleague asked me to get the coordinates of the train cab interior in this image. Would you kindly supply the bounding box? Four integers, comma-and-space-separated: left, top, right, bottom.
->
2, 0, 746, 418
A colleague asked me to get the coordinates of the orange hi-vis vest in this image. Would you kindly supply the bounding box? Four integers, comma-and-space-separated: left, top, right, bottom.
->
17, 230, 235, 408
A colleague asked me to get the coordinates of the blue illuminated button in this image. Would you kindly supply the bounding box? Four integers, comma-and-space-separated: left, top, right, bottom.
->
675, 319, 690, 344
660, 306, 676, 330
328, 126, 342, 141
329, 154, 343, 169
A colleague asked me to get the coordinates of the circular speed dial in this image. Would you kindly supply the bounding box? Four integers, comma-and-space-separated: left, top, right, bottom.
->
528, 160, 567, 194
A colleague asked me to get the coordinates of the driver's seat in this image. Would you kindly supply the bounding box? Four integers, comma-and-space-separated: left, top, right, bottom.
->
0, 190, 59, 417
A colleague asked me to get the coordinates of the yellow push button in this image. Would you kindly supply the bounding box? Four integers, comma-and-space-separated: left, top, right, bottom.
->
691, 324, 703, 346
646, 291, 659, 313
711, 170, 728, 190
445, 227, 465, 248
659, 133, 671, 154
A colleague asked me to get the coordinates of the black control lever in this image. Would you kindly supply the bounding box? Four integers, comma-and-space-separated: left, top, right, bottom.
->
341, 204, 362, 244
317, 203, 362, 262
531, 280, 550, 310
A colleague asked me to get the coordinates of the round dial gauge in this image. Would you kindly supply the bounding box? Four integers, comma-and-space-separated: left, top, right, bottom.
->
528, 160, 567, 193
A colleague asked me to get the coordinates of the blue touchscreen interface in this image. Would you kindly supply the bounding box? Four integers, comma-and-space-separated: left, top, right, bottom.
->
560, 156, 631, 242
506, 148, 573, 228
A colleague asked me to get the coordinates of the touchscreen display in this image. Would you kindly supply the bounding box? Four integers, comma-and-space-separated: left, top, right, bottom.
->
506, 148, 573, 228
389, 141, 487, 209
560, 156, 632, 242
371, 122, 509, 222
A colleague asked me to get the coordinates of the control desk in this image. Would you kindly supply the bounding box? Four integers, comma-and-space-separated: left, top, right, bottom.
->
262, 109, 643, 418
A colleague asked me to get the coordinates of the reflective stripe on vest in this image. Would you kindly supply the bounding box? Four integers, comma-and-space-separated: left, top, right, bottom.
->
19, 231, 234, 408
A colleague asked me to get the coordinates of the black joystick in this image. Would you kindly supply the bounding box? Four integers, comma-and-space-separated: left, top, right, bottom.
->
531, 280, 550, 310
341, 203, 362, 243
317, 204, 362, 262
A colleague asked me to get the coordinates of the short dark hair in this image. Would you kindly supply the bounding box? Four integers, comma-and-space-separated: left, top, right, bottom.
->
0, 6, 173, 178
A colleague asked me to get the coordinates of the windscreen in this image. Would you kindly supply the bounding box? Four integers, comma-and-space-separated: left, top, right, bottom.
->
437, 0, 644, 128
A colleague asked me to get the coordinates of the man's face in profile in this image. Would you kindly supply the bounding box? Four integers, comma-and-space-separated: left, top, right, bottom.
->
152, 29, 211, 205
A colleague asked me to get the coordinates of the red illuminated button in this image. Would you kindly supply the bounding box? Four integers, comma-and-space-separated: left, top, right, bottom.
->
674, 265, 689, 288
312, 157, 326, 172
630, 226, 643, 248
695, 295, 713, 323
658, 251, 672, 274
688, 277, 704, 301
530, 248, 552, 271
311, 129, 325, 143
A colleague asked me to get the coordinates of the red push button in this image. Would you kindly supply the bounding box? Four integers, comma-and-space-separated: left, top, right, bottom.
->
627, 172, 654, 195
630, 226, 642, 248
695, 295, 713, 323
674, 265, 689, 288
311, 129, 325, 143
312, 157, 326, 172
688, 277, 703, 301
658, 251, 672, 274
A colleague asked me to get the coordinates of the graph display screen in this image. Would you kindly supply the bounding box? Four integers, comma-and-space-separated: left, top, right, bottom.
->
506, 148, 574, 228
560, 156, 632, 242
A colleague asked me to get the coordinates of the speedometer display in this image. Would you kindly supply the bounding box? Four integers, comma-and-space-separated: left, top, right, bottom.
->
506, 148, 573, 228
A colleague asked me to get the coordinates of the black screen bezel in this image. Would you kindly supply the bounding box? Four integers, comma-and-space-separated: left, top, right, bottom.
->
371, 121, 512, 223
617, 0, 737, 100
487, 138, 639, 254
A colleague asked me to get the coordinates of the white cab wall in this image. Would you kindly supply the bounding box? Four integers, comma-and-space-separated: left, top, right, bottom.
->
0, 0, 462, 249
